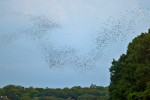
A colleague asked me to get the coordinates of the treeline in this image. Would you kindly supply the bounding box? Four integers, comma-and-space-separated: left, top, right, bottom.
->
109, 29, 150, 100
0, 84, 109, 100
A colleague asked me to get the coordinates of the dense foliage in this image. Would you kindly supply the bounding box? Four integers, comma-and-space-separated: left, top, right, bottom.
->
0, 84, 109, 100
109, 29, 150, 100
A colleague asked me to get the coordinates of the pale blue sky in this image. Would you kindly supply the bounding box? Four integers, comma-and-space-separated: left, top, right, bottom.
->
0, 0, 150, 88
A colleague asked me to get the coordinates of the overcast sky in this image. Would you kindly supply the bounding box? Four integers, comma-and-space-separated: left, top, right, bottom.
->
0, 0, 150, 88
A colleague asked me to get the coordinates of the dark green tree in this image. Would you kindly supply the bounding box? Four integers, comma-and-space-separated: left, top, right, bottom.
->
109, 29, 150, 100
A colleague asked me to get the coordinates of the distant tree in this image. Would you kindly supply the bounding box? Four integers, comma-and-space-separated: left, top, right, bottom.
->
0, 88, 5, 96
1, 84, 109, 100
3, 85, 20, 100
39, 96, 63, 100
20, 93, 31, 100
90, 84, 97, 89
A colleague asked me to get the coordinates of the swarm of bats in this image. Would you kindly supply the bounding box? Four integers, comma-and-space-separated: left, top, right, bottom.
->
0, 5, 150, 70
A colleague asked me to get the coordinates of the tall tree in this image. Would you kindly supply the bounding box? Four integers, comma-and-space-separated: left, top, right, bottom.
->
109, 29, 150, 100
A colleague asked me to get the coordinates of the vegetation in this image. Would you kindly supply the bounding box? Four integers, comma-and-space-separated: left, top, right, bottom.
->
109, 29, 150, 100
0, 84, 109, 100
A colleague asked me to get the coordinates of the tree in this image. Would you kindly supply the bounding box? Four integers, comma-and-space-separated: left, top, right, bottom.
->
0, 88, 4, 96
3, 85, 20, 100
20, 93, 31, 100
109, 29, 150, 100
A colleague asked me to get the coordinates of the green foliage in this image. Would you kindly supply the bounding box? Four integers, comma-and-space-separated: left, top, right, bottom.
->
39, 96, 64, 100
0, 88, 5, 96
0, 84, 109, 100
78, 94, 109, 100
20, 93, 31, 100
109, 29, 150, 100
3, 85, 20, 100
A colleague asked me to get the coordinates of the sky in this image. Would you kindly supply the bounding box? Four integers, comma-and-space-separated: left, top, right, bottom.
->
0, 0, 150, 88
